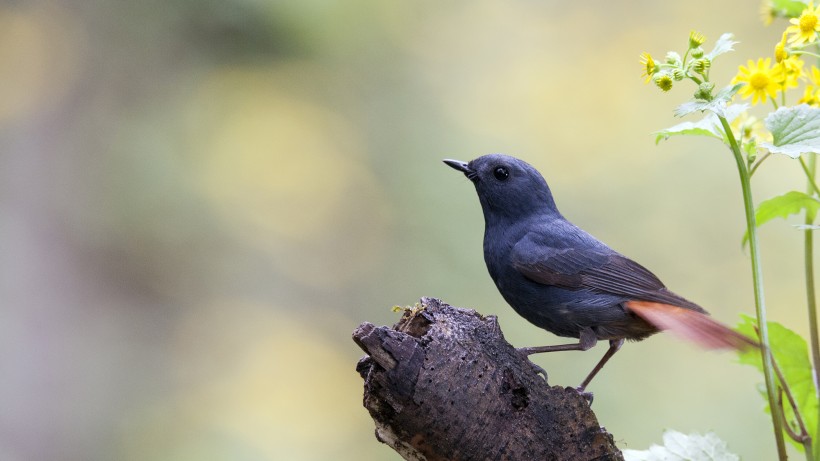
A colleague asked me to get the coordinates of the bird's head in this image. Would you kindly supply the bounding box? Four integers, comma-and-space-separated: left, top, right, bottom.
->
444, 154, 559, 223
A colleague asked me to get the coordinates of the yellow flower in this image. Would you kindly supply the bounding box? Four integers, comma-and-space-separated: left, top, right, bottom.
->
640, 52, 657, 83
778, 55, 804, 89
732, 58, 784, 105
761, 1, 775, 26
798, 86, 820, 106
787, 2, 820, 45
809, 65, 820, 86
800, 66, 820, 106
732, 112, 771, 143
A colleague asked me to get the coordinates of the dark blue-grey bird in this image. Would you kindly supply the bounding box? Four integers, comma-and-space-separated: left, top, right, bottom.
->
444, 154, 756, 392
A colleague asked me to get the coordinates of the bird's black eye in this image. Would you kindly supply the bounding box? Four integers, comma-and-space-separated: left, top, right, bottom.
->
493, 166, 509, 181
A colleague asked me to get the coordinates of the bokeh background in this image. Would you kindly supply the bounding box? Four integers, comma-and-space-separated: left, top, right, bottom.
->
1, 0, 813, 459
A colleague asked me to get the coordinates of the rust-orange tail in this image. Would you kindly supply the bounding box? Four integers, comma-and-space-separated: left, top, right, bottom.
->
626, 300, 758, 351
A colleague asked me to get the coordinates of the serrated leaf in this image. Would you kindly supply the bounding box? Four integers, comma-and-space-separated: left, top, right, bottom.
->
674, 100, 726, 118
741, 191, 820, 245
658, 104, 747, 143
761, 104, 820, 158
736, 315, 818, 452
622, 430, 739, 461
706, 33, 738, 61
673, 84, 745, 118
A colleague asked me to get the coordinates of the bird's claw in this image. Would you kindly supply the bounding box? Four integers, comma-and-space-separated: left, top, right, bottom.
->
529, 361, 549, 382
516, 348, 549, 383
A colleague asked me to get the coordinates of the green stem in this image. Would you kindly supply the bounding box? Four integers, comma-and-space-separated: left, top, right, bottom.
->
750, 151, 773, 177
718, 115, 789, 460
792, 49, 820, 60
771, 351, 814, 458
802, 154, 820, 461
801, 156, 820, 196
808, 225, 820, 461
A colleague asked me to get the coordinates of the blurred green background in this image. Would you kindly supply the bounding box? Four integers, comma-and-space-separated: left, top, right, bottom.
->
1, 0, 813, 459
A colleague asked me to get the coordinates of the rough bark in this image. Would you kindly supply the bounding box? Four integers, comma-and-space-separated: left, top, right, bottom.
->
353, 297, 623, 461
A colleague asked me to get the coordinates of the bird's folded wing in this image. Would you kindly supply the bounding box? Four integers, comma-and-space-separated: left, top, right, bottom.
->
510, 233, 702, 310
510, 233, 758, 350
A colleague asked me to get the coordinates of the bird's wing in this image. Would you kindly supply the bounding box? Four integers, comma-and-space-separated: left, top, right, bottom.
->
510, 231, 704, 311
510, 231, 752, 348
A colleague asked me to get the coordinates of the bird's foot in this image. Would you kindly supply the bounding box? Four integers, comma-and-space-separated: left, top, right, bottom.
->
516, 348, 549, 383
528, 361, 549, 383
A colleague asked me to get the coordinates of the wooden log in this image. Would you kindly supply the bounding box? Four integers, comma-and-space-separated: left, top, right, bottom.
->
353, 297, 623, 461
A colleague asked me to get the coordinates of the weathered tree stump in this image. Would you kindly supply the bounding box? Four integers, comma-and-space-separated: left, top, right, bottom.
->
353, 297, 623, 461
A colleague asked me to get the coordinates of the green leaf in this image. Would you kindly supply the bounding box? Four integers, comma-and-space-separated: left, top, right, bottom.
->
658, 104, 747, 143
761, 104, 820, 158
622, 430, 739, 461
706, 33, 738, 61
756, 191, 820, 224
654, 120, 723, 144
736, 315, 818, 452
674, 100, 724, 119
741, 191, 820, 245
673, 84, 745, 118
770, 0, 812, 19
714, 84, 746, 105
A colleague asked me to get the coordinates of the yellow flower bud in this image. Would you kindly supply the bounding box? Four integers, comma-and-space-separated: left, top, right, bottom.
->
689, 30, 706, 48
694, 82, 715, 100
665, 51, 682, 66
691, 58, 711, 75
774, 42, 788, 63
655, 74, 674, 92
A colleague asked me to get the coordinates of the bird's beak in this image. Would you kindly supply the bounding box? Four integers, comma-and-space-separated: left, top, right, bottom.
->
443, 159, 471, 173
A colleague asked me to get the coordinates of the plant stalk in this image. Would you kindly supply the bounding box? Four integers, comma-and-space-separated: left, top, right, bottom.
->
802, 154, 820, 461
718, 115, 789, 460
773, 342, 814, 459
800, 157, 820, 196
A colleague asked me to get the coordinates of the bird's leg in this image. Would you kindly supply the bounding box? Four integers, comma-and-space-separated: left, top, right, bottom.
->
517, 328, 598, 356
576, 338, 624, 393
517, 329, 598, 383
